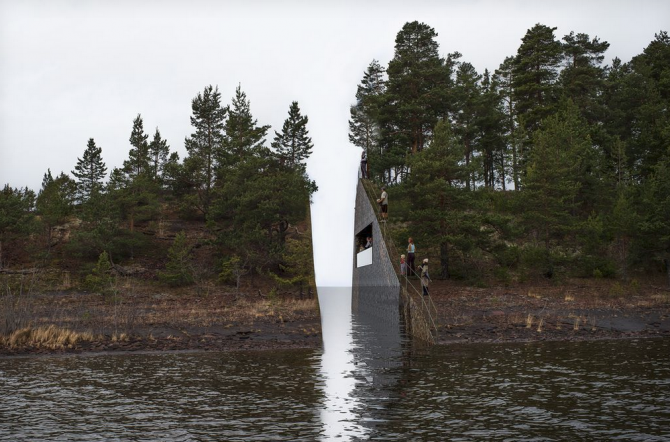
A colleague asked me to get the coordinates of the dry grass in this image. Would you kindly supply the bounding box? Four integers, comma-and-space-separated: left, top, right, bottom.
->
526, 314, 534, 328
1, 325, 95, 350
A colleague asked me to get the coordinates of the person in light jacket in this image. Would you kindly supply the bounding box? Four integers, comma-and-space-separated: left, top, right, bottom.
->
420, 258, 431, 296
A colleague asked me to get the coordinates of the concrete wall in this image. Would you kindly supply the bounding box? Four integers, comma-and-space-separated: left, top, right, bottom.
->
352, 180, 399, 289
352, 180, 399, 320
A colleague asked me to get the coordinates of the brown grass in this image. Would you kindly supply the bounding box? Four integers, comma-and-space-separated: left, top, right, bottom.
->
1, 325, 95, 350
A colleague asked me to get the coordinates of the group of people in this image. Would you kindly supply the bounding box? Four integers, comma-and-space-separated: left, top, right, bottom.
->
362, 149, 431, 296
400, 237, 431, 296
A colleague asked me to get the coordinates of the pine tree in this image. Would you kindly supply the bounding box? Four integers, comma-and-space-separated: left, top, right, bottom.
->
494, 56, 523, 190
159, 231, 194, 287
452, 62, 482, 190
183, 85, 227, 216
349, 60, 386, 165
406, 120, 479, 279
513, 24, 563, 133
84, 251, 114, 294
272, 101, 313, 168
222, 85, 270, 163
478, 70, 508, 189
72, 138, 107, 203
384, 21, 450, 158
639, 149, 670, 287
0, 185, 35, 269
36, 169, 76, 253
148, 127, 170, 184
124, 114, 150, 179
560, 31, 610, 123
520, 102, 590, 255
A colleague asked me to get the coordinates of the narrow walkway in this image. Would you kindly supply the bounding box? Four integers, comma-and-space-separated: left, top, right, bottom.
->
360, 178, 439, 343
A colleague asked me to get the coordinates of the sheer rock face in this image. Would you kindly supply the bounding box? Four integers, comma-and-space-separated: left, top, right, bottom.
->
49, 218, 82, 246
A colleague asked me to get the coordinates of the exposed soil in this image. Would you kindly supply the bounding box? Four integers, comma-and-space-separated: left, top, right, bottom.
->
428, 278, 670, 345
3, 277, 670, 357
0, 284, 322, 357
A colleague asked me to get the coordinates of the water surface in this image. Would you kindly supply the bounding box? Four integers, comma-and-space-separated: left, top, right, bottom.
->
1, 287, 669, 441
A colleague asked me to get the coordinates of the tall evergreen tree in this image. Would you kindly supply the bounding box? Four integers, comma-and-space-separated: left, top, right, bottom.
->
478, 70, 508, 189
349, 60, 386, 164
520, 102, 591, 255
0, 185, 35, 269
452, 62, 482, 190
407, 120, 478, 279
72, 138, 107, 203
148, 127, 170, 184
494, 56, 522, 189
513, 24, 563, 133
222, 85, 270, 163
560, 31, 610, 124
124, 114, 150, 179
36, 169, 76, 253
183, 85, 227, 216
383, 21, 449, 160
272, 101, 313, 168
606, 31, 670, 181
639, 148, 670, 287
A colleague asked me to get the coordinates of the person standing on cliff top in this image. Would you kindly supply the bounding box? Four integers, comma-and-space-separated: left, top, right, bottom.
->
407, 238, 415, 276
377, 187, 388, 222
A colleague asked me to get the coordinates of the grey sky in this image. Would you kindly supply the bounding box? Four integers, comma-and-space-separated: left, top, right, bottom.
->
1, 0, 668, 285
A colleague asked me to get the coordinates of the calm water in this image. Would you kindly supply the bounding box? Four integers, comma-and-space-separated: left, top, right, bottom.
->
1, 287, 669, 441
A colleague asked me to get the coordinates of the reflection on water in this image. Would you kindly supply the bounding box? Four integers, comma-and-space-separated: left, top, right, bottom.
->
1, 286, 669, 441
317, 286, 366, 439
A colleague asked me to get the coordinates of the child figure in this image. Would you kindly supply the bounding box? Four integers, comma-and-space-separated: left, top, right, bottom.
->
400, 254, 407, 276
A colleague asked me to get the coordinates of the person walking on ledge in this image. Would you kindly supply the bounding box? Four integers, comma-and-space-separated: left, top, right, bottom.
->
407, 237, 416, 276
420, 258, 431, 296
377, 187, 388, 222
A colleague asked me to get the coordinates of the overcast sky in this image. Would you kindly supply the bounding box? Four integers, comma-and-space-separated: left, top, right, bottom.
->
1, 0, 668, 286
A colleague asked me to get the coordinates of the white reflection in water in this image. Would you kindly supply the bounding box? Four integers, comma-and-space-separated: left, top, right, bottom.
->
317, 287, 368, 440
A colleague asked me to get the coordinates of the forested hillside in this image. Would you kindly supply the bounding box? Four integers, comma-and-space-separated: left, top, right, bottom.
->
351, 22, 670, 287
0, 85, 317, 295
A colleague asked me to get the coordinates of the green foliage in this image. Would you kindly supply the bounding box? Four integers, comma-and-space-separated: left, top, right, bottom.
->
124, 114, 150, 179
513, 24, 563, 133
158, 232, 194, 287
36, 170, 76, 257
219, 255, 247, 289
269, 235, 316, 298
349, 60, 386, 172
183, 85, 227, 216
83, 251, 114, 293
148, 128, 171, 185
72, 138, 107, 203
222, 85, 270, 162
520, 101, 590, 246
209, 154, 316, 272
272, 101, 313, 168
66, 188, 121, 260
0, 185, 36, 268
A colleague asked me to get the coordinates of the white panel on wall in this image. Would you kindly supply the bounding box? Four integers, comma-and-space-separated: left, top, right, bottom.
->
356, 248, 372, 268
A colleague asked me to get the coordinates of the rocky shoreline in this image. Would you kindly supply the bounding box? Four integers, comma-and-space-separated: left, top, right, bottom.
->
431, 279, 670, 345
2, 279, 669, 357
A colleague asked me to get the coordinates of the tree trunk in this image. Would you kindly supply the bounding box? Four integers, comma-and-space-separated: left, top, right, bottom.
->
665, 256, 670, 289
0, 240, 3, 270
440, 241, 450, 279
